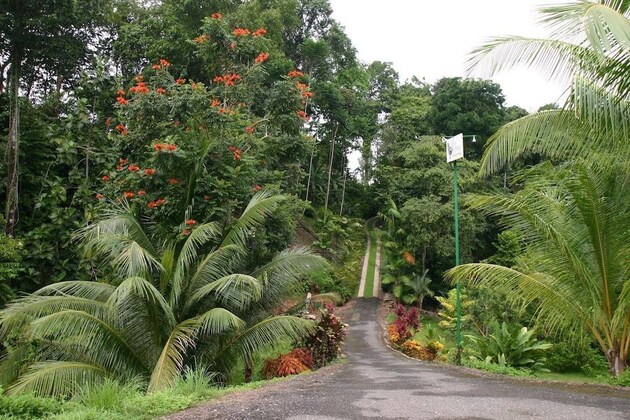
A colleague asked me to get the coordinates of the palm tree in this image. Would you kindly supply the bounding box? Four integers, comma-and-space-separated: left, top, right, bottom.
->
446, 162, 629, 376
0, 191, 327, 396
467, 0, 630, 175
400, 269, 434, 309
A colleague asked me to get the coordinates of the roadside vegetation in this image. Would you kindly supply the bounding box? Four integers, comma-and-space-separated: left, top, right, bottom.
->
0, 0, 628, 418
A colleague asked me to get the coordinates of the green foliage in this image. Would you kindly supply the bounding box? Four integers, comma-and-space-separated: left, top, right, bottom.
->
545, 339, 608, 375
302, 304, 348, 368
447, 162, 630, 376
0, 386, 63, 419
462, 358, 533, 377
610, 369, 630, 387
467, 322, 551, 372
437, 288, 474, 331
0, 233, 22, 306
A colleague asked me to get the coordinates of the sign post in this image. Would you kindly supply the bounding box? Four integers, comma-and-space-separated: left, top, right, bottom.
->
444, 133, 464, 364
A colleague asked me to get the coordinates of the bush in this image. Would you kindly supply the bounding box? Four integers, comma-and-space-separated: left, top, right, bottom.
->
302, 304, 348, 367
261, 354, 309, 379
462, 358, 533, 377
0, 387, 63, 418
610, 369, 630, 387
545, 339, 608, 374
74, 378, 142, 412
467, 322, 551, 371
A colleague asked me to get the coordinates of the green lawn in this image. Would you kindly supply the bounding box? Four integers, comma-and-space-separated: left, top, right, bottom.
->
362, 221, 380, 298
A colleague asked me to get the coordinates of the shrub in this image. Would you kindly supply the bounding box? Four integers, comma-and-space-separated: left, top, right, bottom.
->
302, 304, 348, 367
545, 339, 608, 374
288, 348, 315, 370
610, 369, 630, 387
467, 322, 551, 371
392, 304, 420, 337
74, 378, 142, 411
401, 340, 434, 360
261, 354, 310, 379
462, 358, 533, 377
0, 386, 63, 418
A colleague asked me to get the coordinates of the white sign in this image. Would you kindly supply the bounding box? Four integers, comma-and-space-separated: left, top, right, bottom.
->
445, 133, 464, 163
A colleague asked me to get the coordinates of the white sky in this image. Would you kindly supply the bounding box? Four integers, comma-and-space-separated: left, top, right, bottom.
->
329, 0, 569, 112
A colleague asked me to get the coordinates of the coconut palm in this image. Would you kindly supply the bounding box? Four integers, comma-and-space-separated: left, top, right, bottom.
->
467, 0, 630, 175
446, 162, 630, 376
0, 191, 327, 396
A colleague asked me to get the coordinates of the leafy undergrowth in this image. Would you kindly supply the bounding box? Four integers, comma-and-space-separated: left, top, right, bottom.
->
0, 376, 289, 420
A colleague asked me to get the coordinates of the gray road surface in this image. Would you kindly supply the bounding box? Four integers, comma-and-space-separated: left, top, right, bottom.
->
167, 299, 630, 420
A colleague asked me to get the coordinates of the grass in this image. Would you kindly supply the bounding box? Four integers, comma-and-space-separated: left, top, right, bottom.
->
362, 222, 379, 298
534, 371, 611, 385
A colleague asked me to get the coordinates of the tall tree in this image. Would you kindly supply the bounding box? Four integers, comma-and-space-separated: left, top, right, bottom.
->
0, 0, 109, 236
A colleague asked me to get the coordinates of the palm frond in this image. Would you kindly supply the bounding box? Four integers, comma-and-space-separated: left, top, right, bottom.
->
147, 322, 197, 392
194, 307, 246, 336
213, 316, 315, 373
30, 310, 148, 374
220, 191, 286, 248
186, 274, 262, 313
479, 110, 591, 175
0, 296, 109, 341
7, 361, 109, 397
187, 244, 244, 297
33, 281, 116, 302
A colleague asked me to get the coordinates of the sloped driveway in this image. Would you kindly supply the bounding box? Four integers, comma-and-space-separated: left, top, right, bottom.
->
167, 299, 630, 420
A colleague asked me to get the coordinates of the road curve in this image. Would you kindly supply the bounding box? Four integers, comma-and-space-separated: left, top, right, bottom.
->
167, 299, 630, 420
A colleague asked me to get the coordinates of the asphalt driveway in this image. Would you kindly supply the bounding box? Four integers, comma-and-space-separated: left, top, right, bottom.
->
167, 299, 630, 420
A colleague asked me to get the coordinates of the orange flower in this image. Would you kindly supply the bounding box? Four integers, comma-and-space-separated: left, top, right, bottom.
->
116, 89, 126, 96
228, 145, 241, 160
134, 75, 144, 82
296, 110, 308, 121
213, 73, 241, 87
153, 143, 165, 152
119, 158, 128, 165
128, 164, 140, 172
102, 175, 110, 181
252, 28, 267, 37
143, 168, 156, 175
156, 87, 166, 95
233, 28, 250, 37
166, 144, 177, 152
295, 82, 308, 91
129, 81, 150, 94
123, 191, 135, 199
182, 229, 191, 236
245, 126, 255, 134
402, 251, 416, 265
254, 52, 269, 64
169, 178, 179, 185
175, 78, 186, 85
287, 70, 304, 78
252, 184, 262, 192
116, 96, 129, 105
96, 193, 104, 200
193, 34, 209, 44
185, 219, 197, 226
152, 64, 161, 70
138, 189, 147, 196
156, 198, 166, 205
115, 124, 128, 135
301, 90, 314, 98
159, 59, 171, 67
116, 165, 123, 171
211, 12, 222, 19
211, 99, 221, 108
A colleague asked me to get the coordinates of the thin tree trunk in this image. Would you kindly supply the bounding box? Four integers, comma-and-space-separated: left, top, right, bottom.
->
244, 357, 253, 383
5, 55, 21, 237
324, 124, 339, 212
339, 154, 347, 216
305, 144, 315, 203
607, 343, 627, 377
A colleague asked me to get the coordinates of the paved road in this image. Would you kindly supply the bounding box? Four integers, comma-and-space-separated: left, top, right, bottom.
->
168, 299, 630, 420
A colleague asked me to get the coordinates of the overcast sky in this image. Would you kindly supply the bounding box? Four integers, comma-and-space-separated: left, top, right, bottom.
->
328, 0, 569, 112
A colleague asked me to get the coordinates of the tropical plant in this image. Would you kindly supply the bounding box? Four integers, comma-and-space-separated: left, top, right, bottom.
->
446, 162, 630, 376
0, 191, 326, 396
467, 322, 551, 372
302, 303, 347, 368
398, 269, 434, 308
467, 0, 630, 175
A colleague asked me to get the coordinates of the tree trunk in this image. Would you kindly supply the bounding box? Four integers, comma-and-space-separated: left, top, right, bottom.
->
5, 54, 21, 237
305, 144, 315, 204
607, 343, 627, 377
244, 357, 253, 383
339, 154, 347, 216
324, 124, 339, 212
